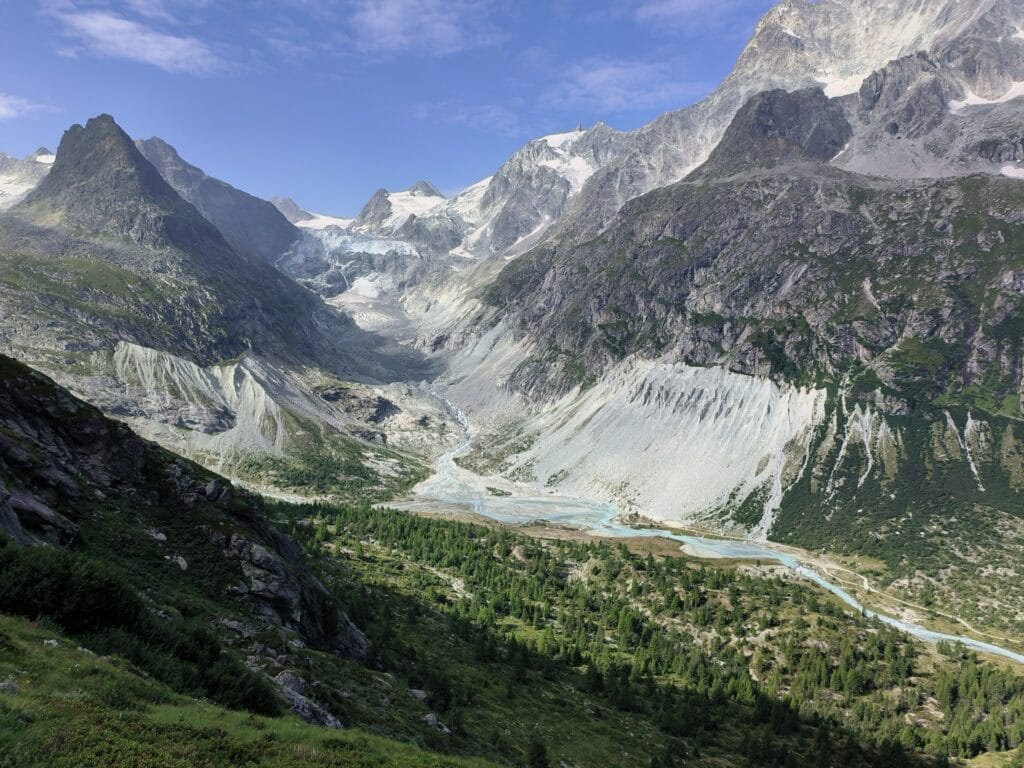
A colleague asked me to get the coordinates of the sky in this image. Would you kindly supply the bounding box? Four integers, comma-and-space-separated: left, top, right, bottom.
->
0, 0, 776, 215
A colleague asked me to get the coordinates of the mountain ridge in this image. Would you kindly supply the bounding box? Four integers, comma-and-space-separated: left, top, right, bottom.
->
137, 136, 300, 265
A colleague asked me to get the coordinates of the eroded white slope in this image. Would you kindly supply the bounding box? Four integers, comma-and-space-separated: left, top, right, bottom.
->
54, 341, 459, 480
107, 342, 306, 460
440, 329, 827, 531
519, 359, 827, 526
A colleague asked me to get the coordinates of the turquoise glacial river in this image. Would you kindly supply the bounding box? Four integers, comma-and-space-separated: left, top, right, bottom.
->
407, 434, 1024, 666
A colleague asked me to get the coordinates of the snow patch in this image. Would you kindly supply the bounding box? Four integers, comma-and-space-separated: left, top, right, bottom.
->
819, 72, 870, 98
33, 153, 55, 165
350, 276, 381, 299
296, 212, 354, 230
371, 188, 445, 232
0, 178, 36, 210
538, 154, 598, 193
1001, 164, 1024, 179
949, 82, 1024, 113
542, 129, 584, 150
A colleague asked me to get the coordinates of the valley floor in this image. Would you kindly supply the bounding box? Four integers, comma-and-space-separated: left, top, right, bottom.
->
390, 413, 1024, 668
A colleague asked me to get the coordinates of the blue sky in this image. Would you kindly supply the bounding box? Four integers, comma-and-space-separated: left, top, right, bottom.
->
0, 0, 776, 214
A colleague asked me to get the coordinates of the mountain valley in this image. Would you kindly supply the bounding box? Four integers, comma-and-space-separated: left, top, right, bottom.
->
3, 0, 1024, 765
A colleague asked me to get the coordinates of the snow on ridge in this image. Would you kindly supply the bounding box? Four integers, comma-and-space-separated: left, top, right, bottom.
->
297, 212, 354, 230
542, 129, 584, 150
949, 82, 1024, 113
382, 188, 445, 230
1001, 164, 1024, 180
446, 176, 492, 226
33, 153, 55, 165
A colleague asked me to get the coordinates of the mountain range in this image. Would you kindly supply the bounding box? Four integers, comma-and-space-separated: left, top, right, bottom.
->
4, 0, 1024, 763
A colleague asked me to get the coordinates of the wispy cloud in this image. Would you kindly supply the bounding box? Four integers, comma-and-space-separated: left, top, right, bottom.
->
50, 6, 225, 74
122, 0, 180, 24
544, 58, 707, 112
0, 94, 48, 121
349, 0, 500, 56
414, 100, 524, 136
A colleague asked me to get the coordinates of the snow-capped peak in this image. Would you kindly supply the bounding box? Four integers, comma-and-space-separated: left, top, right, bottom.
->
352, 181, 446, 235
542, 128, 585, 150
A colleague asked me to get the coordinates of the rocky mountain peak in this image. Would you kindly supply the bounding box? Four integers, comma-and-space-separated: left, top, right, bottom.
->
696, 87, 852, 176
17, 113, 225, 251
407, 180, 443, 197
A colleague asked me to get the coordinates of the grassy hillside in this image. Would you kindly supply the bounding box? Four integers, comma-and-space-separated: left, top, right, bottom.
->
0, 614, 494, 768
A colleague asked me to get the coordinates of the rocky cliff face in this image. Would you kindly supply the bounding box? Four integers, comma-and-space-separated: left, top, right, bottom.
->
550, 0, 1024, 244
271, 196, 314, 224
137, 136, 299, 265
0, 353, 367, 658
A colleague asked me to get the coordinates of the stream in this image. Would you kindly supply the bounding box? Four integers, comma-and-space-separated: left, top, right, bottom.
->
407, 425, 1024, 666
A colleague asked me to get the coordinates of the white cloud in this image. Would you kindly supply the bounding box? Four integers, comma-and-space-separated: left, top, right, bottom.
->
414, 100, 524, 135
545, 58, 707, 112
349, 0, 497, 56
52, 8, 224, 74
0, 94, 47, 121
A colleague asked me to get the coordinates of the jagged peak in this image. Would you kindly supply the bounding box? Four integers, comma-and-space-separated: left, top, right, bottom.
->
407, 180, 443, 198
16, 113, 233, 253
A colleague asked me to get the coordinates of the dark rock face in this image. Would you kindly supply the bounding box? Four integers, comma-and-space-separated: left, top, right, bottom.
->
217, 528, 368, 659
355, 189, 393, 230
19, 115, 227, 252
857, 53, 950, 140
408, 180, 442, 198
0, 356, 142, 544
488, 150, 1024, 407
0, 354, 368, 659
394, 213, 464, 255
273, 671, 345, 728
138, 137, 300, 265
697, 88, 852, 176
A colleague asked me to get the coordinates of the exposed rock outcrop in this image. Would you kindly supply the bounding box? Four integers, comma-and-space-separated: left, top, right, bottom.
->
0, 353, 368, 660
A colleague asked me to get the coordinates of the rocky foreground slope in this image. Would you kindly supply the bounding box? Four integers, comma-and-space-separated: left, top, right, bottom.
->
0, 353, 367, 661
